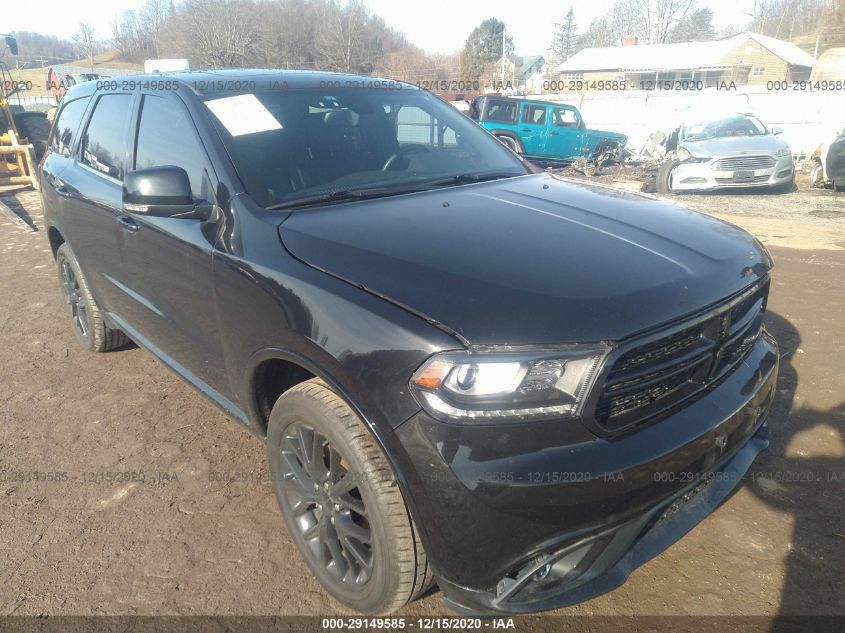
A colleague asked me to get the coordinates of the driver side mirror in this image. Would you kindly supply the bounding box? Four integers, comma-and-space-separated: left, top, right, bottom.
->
771, 127, 783, 135
3, 35, 18, 56
123, 166, 211, 219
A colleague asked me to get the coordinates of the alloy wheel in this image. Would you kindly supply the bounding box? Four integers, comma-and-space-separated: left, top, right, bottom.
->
61, 260, 89, 340
279, 422, 374, 586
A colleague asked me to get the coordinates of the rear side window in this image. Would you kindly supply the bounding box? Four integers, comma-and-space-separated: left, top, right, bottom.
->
81, 94, 132, 180
522, 104, 547, 125
134, 95, 213, 200
50, 97, 89, 156
484, 100, 518, 124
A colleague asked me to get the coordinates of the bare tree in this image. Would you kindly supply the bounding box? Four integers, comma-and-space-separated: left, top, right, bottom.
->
175, 0, 259, 68
315, 0, 380, 73
615, 0, 696, 44
140, 0, 170, 58
73, 22, 98, 70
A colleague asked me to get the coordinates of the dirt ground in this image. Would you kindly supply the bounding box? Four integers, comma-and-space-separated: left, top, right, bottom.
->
0, 182, 843, 623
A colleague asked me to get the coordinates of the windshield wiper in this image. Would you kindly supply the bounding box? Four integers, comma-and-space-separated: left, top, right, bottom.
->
266, 172, 522, 210
422, 172, 521, 188
267, 187, 420, 211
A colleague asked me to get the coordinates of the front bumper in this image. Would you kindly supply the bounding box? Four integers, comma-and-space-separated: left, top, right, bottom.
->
396, 332, 778, 614
672, 155, 794, 191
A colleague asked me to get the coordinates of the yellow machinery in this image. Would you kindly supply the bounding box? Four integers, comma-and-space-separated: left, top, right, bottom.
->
1, 35, 45, 190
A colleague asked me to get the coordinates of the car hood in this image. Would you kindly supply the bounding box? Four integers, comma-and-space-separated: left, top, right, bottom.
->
682, 134, 787, 157
587, 128, 627, 144
278, 174, 771, 346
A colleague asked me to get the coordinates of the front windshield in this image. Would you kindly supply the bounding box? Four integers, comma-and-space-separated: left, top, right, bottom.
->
681, 115, 768, 142
203, 87, 528, 208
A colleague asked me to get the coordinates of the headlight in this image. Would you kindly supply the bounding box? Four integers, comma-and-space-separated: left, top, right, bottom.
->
775, 147, 791, 157
676, 147, 709, 163
410, 348, 607, 423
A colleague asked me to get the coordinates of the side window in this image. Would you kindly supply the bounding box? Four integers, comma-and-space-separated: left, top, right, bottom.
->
81, 94, 132, 180
134, 95, 213, 200
552, 107, 580, 128
397, 105, 434, 145
522, 104, 547, 125
49, 97, 90, 157
396, 105, 459, 148
485, 100, 518, 124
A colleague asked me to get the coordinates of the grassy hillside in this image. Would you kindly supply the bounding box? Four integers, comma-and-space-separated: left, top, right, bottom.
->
6, 51, 143, 96
792, 27, 845, 56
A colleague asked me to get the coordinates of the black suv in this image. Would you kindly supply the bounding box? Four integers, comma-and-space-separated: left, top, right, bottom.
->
40, 70, 779, 614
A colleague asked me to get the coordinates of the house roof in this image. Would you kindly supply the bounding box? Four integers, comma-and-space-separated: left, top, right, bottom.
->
556, 32, 816, 73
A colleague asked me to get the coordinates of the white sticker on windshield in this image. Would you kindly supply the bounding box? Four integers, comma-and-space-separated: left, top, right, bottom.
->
205, 94, 283, 136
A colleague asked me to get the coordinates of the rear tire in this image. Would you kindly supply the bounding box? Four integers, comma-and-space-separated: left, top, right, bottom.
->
267, 378, 433, 613
56, 243, 129, 352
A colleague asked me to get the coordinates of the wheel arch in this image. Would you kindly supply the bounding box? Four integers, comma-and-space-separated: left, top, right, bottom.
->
246, 345, 434, 567
47, 225, 65, 259
488, 129, 525, 153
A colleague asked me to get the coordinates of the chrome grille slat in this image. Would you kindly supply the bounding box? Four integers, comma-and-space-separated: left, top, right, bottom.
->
713, 155, 775, 170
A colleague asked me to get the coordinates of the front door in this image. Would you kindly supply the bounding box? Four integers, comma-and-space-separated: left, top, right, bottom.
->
118, 92, 227, 394
518, 102, 548, 157
546, 105, 587, 159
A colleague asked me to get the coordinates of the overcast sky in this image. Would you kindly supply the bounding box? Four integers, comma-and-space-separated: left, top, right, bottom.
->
9, 0, 758, 55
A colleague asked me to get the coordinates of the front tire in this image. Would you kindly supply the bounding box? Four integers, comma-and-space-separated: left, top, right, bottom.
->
656, 159, 680, 194
55, 243, 129, 352
267, 378, 433, 613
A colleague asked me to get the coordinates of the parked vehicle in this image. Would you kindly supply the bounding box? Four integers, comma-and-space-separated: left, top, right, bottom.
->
657, 113, 794, 194
41, 71, 778, 615
810, 127, 845, 191
469, 95, 627, 164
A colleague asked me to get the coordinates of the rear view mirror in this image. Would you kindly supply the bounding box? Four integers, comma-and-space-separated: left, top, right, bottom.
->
123, 166, 210, 219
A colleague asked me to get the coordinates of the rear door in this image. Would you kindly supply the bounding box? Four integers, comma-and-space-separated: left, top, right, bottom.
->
118, 91, 227, 393
546, 105, 587, 159
55, 92, 135, 315
518, 102, 548, 157
41, 95, 91, 228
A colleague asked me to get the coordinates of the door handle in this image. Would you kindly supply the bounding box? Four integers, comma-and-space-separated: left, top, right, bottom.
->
550, 131, 560, 136
116, 215, 140, 233
49, 175, 71, 198
521, 128, 531, 132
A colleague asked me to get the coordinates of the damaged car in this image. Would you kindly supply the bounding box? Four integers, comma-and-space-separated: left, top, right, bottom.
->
469, 95, 627, 165
810, 126, 845, 191
657, 113, 794, 194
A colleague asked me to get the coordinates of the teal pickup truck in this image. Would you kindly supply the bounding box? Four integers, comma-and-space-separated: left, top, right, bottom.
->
468, 95, 627, 164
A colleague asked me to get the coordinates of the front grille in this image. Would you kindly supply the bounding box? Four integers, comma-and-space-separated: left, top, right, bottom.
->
594, 280, 770, 433
715, 174, 771, 184
713, 155, 775, 170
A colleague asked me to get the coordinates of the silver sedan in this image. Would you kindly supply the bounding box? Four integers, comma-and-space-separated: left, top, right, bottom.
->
659, 114, 794, 193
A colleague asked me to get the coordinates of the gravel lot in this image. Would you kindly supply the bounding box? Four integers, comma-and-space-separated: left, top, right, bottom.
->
0, 182, 843, 623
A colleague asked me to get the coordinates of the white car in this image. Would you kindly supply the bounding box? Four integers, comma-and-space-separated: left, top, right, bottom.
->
658, 114, 794, 193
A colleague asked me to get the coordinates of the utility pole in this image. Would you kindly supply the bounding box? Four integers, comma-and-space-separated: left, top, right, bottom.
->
501, 26, 506, 87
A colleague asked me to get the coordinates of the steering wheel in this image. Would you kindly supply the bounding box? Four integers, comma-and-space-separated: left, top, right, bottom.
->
382, 144, 430, 171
